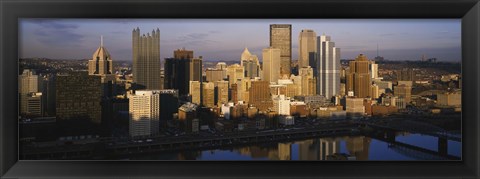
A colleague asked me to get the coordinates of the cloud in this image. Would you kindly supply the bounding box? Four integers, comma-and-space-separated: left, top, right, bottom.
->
29, 20, 84, 47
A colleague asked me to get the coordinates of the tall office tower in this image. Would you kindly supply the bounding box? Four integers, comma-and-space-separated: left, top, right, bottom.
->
216, 62, 228, 79
214, 80, 229, 106
270, 24, 292, 77
370, 63, 378, 79
241, 48, 261, 79
316, 34, 341, 99
249, 81, 273, 111
56, 72, 102, 123
394, 83, 412, 103
346, 54, 372, 98
396, 68, 415, 81
132, 28, 161, 90
19, 69, 41, 115
298, 29, 317, 68
88, 36, 113, 76
174, 47, 193, 59
226, 64, 244, 87
278, 79, 298, 98
159, 89, 179, 121
236, 78, 252, 102
164, 57, 186, 95
272, 95, 290, 116
128, 90, 160, 138
262, 47, 281, 83
164, 49, 202, 95
25, 92, 43, 117
190, 57, 203, 82
189, 81, 201, 105
299, 66, 315, 96
206, 68, 225, 82
202, 82, 215, 108
230, 84, 238, 103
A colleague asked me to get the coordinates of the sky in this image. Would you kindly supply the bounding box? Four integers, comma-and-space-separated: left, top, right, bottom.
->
19, 19, 461, 62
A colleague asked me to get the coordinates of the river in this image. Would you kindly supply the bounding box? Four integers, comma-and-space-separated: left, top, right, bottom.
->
124, 133, 461, 160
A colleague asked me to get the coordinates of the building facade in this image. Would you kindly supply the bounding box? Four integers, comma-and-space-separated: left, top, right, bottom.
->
316, 34, 341, 99
132, 28, 162, 90
270, 24, 292, 77
298, 29, 317, 69
129, 90, 160, 138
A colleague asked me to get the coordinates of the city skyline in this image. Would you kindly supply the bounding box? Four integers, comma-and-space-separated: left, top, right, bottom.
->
20, 19, 461, 62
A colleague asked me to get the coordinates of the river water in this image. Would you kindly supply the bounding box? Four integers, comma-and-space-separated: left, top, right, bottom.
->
125, 133, 461, 160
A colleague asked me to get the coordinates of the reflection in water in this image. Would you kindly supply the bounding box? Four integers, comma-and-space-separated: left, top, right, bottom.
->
126, 134, 460, 160
230, 136, 370, 160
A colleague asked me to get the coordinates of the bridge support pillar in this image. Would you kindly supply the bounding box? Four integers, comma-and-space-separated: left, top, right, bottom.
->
438, 137, 448, 156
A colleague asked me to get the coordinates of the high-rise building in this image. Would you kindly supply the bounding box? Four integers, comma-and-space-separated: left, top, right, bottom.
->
299, 66, 316, 96
249, 81, 273, 111
202, 82, 215, 108
19, 69, 41, 115
270, 24, 292, 77
226, 64, 244, 87
189, 81, 201, 105
346, 54, 372, 98
159, 89, 179, 121
394, 83, 412, 103
298, 29, 317, 69
164, 49, 202, 95
56, 72, 102, 123
174, 47, 193, 59
396, 68, 415, 81
272, 95, 291, 116
25, 92, 43, 117
262, 47, 281, 83
206, 68, 225, 82
241, 48, 261, 79
88, 36, 113, 76
316, 34, 341, 99
190, 57, 203, 82
129, 90, 160, 138
132, 28, 161, 90
214, 80, 229, 106
216, 62, 228, 79
370, 63, 378, 79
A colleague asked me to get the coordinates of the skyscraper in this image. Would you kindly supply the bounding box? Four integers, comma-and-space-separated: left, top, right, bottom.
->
226, 64, 244, 87
316, 34, 341, 99
88, 36, 113, 76
214, 80, 229, 106
262, 47, 281, 83
346, 54, 372, 98
164, 49, 202, 96
19, 69, 41, 115
241, 48, 261, 79
56, 72, 102, 123
129, 90, 160, 138
299, 66, 316, 96
298, 29, 317, 69
270, 24, 292, 77
189, 81, 201, 105
132, 28, 161, 90
249, 81, 273, 111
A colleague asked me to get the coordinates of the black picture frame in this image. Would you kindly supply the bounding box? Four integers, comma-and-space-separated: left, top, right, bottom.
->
1, 0, 479, 178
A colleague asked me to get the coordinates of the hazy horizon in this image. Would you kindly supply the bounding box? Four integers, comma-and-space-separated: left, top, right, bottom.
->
19, 19, 461, 62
